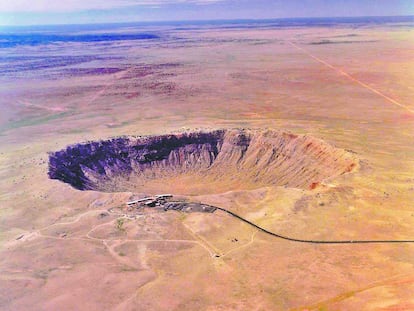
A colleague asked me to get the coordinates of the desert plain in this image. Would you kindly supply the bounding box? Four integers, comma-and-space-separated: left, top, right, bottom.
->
1, 19, 414, 310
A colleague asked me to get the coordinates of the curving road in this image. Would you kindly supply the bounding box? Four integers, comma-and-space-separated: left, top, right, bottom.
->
213, 206, 414, 244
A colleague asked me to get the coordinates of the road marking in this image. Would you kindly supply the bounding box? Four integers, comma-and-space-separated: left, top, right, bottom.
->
288, 41, 414, 114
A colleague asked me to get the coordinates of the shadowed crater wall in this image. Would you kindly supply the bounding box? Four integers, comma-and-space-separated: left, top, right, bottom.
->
48, 129, 356, 193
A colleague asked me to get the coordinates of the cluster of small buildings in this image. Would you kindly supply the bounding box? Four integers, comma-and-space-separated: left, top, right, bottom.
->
126, 194, 173, 209
126, 194, 217, 213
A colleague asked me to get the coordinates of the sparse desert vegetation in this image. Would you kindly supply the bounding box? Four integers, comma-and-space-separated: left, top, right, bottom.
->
1, 17, 414, 311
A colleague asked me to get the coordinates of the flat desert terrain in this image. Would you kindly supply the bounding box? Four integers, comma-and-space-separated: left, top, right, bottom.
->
1, 19, 414, 310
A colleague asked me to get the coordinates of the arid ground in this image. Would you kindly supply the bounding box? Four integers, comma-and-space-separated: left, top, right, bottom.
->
1, 20, 414, 310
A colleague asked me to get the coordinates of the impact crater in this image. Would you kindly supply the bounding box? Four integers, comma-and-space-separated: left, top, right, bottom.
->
48, 129, 357, 194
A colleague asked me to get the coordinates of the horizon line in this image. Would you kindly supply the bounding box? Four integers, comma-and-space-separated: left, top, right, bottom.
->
1, 14, 413, 28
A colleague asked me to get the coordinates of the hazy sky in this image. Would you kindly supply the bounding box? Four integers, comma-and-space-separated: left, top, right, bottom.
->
1, 0, 413, 25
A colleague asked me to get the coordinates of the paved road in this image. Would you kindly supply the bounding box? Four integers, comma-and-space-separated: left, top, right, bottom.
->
213, 206, 414, 244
